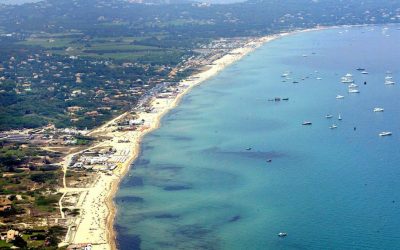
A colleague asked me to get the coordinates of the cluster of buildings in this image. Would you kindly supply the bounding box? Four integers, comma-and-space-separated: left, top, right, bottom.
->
0, 126, 89, 146
180, 38, 249, 72
70, 148, 128, 172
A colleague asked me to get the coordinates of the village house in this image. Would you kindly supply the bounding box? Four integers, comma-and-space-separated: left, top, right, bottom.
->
6, 229, 19, 242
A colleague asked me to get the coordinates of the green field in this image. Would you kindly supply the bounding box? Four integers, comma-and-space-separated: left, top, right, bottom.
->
19, 34, 184, 63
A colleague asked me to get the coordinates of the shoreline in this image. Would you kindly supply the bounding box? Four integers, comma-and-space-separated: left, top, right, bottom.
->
65, 27, 325, 249
105, 34, 279, 250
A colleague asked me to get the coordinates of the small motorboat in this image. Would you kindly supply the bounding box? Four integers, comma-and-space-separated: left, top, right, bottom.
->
278, 232, 287, 237
302, 121, 312, 125
348, 89, 360, 93
325, 114, 333, 118
356, 68, 365, 71
373, 108, 384, 112
246, 147, 252, 151
338, 114, 342, 120
282, 97, 289, 101
361, 71, 369, 74
329, 124, 338, 129
379, 132, 392, 137
336, 95, 345, 99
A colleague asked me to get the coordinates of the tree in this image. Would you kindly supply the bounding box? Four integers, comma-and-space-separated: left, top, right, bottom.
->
12, 235, 28, 249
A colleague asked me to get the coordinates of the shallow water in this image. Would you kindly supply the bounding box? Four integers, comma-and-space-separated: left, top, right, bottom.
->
116, 25, 400, 250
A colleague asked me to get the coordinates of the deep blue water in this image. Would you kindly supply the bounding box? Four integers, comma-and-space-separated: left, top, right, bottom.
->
115, 25, 400, 250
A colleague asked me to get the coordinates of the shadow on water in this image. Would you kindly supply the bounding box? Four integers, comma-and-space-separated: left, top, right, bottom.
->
115, 196, 144, 204
170, 224, 220, 250
228, 215, 241, 223
142, 144, 154, 151
134, 158, 150, 166
163, 184, 192, 191
174, 224, 212, 239
154, 163, 184, 173
163, 134, 193, 141
203, 146, 287, 160
123, 176, 144, 187
154, 213, 180, 219
116, 225, 142, 250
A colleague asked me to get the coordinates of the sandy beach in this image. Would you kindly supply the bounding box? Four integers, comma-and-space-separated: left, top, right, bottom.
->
62, 32, 296, 250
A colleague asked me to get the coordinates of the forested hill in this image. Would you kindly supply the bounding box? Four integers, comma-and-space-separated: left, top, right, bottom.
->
0, 0, 399, 38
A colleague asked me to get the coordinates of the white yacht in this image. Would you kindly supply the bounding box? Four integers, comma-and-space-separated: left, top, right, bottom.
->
379, 132, 392, 136
278, 232, 287, 237
325, 114, 333, 118
385, 79, 395, 85
336, 95, 345, 99
348, 89, 360, 93
373, 108, 384, 112
361, 71, 369, 74
341, 73, 354, 83
329, 124, 338, 129
348, 83, 358, 88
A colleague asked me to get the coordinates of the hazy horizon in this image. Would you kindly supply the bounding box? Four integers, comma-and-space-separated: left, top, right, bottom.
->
1, 0, 41, 4
0, 0, 245, 5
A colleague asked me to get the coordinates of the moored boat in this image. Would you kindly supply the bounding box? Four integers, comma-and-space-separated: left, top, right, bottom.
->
348, 83, 358, 88
373, 108, 384, 112
278, 232, 287, 237
348, 89, 360, 93
341, 73, 354, 83
385, 80, 395, 85
379, 132, 392, 136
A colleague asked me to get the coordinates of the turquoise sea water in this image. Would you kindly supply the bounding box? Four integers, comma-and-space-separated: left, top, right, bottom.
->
115, 25, 400, 250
